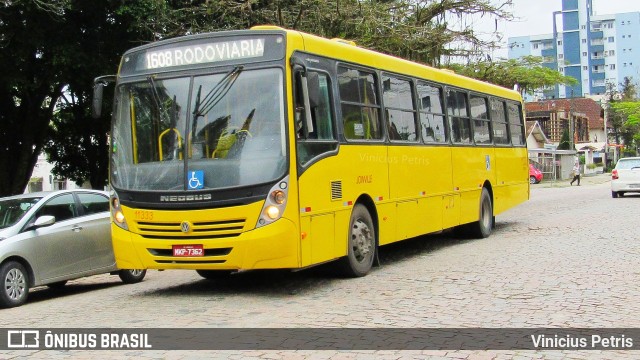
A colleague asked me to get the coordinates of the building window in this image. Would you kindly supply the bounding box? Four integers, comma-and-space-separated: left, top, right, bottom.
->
533, 43, 539, 49
610, 50, 615, 56
558, 54, 564, 59
622, 35, 626, 39
608, 37, 615, 42
558, 40, 562, 46
582, 51, 587, 56
28, 178, 43, 193
610, 64, 616, 70
53, 178, 67, 190
582, 39, 587, 44
581, 25, 586, 29
583, 66, 588, 70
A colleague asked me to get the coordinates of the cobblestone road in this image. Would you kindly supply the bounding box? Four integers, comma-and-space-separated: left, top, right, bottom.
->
2, 174, 639, 359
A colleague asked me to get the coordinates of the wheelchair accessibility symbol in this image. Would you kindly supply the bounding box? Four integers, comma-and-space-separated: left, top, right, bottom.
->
188, 170, 204, 190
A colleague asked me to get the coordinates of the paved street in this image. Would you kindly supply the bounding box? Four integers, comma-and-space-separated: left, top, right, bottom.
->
2, 174, 639, 359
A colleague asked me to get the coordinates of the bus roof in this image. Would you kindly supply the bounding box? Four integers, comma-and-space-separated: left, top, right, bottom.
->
268, 26, 521, 102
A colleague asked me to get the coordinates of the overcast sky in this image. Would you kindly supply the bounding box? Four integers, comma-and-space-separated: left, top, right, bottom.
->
473, 0, 640, 59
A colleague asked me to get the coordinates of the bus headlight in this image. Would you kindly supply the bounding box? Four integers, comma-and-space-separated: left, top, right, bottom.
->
110, 191, 129, 230
257, 176, 289, 228
265, 206, 280, 219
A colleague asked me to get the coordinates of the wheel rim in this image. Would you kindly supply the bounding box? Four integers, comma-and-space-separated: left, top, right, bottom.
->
5, 268, 26, 301
480, 196, 492, 230
129, 269, 144, 277
529, 176, 535, 184
351, 218, 373, 263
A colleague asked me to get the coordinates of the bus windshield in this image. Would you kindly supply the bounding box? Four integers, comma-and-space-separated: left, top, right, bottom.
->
111, 68, 287, 191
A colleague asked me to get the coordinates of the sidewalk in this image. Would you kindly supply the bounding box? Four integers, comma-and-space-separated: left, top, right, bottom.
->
533, 172, 611, 188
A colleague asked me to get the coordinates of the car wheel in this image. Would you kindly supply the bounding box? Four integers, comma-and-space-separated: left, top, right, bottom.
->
529, 176, 536, 184
619, 192, 624, 197
47, 280, 68, 289
196, 270, 233, 280
0, 261, 29, 308
337, 204, 376, 277
118, 269, 146, 284
612, 191, 618, 198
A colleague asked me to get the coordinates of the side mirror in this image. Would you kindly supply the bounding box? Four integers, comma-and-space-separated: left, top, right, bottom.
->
25, 215, 56, 231
92, 83, 104, 118
92, 75, 116, 119
307, 72, 322, 108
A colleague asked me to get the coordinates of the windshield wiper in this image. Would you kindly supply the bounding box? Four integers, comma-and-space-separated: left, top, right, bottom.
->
191, 66, 243, 137
147, 75, 165, 118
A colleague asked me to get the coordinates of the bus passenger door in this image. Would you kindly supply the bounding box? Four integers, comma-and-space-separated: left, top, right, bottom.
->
292, 54, 340, 266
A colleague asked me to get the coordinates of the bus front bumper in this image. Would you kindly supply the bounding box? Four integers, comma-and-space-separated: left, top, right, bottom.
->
112, 218, 300, 271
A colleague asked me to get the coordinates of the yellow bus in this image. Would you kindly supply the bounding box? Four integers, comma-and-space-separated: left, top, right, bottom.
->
93, 26, 529, 279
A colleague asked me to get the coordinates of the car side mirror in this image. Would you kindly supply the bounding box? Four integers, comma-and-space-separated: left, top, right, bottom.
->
26, 215, 56, 231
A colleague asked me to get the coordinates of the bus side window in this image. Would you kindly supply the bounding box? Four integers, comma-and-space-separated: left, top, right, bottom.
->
295, 70, 337, 165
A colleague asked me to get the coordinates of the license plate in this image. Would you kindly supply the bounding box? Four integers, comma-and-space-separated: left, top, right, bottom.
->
172, 244, 204, 257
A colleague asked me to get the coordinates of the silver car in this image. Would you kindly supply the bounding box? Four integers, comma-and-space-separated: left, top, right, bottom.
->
0, 189, 145, 308
611, 157, 640, 198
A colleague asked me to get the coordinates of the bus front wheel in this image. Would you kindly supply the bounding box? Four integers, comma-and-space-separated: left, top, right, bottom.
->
338, 204, 376, 277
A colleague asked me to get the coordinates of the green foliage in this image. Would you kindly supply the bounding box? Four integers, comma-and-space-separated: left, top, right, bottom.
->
446, 56, 578, 94
609, 100, 640, 155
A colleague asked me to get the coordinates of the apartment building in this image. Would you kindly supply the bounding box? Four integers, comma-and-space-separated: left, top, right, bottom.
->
508, 0, 640, 100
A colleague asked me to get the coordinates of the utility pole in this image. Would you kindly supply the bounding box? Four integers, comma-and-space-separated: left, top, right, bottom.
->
602, 98, 608, 169
569, 90, 574, 151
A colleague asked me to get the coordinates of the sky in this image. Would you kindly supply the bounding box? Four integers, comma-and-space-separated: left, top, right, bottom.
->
473, 0, 640, 59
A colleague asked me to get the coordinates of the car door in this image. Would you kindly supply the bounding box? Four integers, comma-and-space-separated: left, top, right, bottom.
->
75, 192, 115, 271
31, 193, 91, 282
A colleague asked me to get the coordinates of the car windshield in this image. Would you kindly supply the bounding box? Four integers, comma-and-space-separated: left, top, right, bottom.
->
0, 197, 42, 229
111, 68, 287, 191
616, 158, 640, 170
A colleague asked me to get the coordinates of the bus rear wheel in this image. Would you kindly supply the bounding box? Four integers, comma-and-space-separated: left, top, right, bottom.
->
337, 204, 376, 277
467, 188, 493, 238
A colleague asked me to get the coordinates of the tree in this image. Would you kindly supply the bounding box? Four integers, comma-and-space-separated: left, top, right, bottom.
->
0, 1, 69, 196
557, 129, 571, 150
607, 77, 640, 155
610, 101, 640, 156
445, 56, 577, 95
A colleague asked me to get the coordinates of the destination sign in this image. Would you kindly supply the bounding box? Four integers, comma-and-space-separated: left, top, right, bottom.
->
119, 34, 285, 76
144, 39, 265, 70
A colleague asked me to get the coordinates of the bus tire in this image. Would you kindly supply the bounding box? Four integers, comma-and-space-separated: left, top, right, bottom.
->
468, 188, 493, 238
338, 204, 376, 277
196, 270, 233, 280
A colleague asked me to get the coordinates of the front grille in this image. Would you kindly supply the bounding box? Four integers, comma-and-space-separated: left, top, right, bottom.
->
136, 218, 246, 240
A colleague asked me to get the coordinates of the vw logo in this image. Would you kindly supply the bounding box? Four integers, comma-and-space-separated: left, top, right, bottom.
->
180, 221, 192, 233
